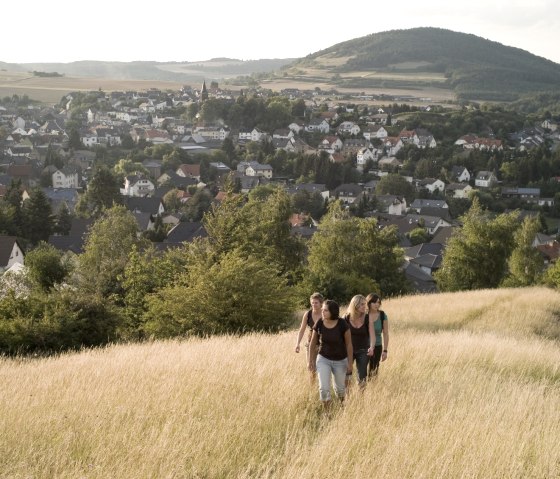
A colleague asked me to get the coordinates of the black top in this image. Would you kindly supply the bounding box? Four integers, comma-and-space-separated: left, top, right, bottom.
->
314, 318, 349, 361
345, 315, 369, 351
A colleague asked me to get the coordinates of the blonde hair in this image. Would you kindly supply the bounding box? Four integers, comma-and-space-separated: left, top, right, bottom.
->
347, 294, 366, 320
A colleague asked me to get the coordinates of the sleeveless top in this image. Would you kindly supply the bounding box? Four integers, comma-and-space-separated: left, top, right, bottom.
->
345, 314, 369, 351
314, 318, 349, 361
367, 311, 387, 346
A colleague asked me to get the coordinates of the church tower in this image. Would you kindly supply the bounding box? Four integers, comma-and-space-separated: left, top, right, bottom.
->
200, 80, 208, 102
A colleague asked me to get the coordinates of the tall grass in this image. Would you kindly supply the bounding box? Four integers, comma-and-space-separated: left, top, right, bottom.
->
0, 287, 559, 478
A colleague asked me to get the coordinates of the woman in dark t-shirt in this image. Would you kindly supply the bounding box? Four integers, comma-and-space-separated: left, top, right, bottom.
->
308, 300, 353, 406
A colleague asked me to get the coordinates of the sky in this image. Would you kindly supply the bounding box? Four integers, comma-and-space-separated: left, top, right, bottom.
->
2, 0, 560, 65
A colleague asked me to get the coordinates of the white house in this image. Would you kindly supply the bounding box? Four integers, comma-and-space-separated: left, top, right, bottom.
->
356, 147, 379, 169
417, 178, 446, 194
305, 119, 330, 134
52, 166, 80, 189
362, 124, 388, 140
122, 175, 155, 197
0, 236, 25, 273
337, 121, 361, 136
475, 171, 497, 188
450, 166, 471, 183
446, 183, 473, 199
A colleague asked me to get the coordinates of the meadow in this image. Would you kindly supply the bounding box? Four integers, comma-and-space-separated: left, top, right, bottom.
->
0, 287, 559, 478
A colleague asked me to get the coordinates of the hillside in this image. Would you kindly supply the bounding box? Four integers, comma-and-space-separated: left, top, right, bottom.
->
0, 57, 294, 84
1, 287, 559, 478
2, 28, 558, 103
286, 27, 560, 101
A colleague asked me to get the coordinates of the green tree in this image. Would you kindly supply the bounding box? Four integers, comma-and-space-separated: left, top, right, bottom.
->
304, 201, 407, 301
143, 248, 295, 338
25, 242, 68, 291
502, 216, 544, 287
120, 244, 188, 338
22, 188, 54, 245
53, 202, 72, 235
435, 199, 520, 291
375, 174, 416, 202
203, 187, 305, 279
77, 205, 145, 297
82, 166, 122, 216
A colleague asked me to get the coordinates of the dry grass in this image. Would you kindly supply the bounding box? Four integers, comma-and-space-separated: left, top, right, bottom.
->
0, 287, 559, 478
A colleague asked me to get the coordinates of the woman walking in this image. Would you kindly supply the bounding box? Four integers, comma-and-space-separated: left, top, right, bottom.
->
344, 295, 375, 388
308, 299, 353, 408
366, 293, 389, 377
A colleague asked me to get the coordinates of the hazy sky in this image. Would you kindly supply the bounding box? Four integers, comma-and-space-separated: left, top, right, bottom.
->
3, 0, 560, 64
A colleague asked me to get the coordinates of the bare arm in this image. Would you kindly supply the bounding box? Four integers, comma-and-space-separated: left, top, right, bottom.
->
344, 329, 353, 374
295, 312, 308, 353
367, 314, 375, 356
382, 318, 389, 361
308, 330, 319, 371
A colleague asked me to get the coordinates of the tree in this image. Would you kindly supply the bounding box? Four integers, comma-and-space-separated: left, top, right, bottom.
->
22, 188, 54, 245
375, 174, 415, 202
82, 166, 122, 215
77, 205, 146, 297
502, 216, 544, 287
435, 198, 520, 291
53, 202, 72, 235
143, 248, 295, 338
304, 201, 407, 302
25, 242, 68, 291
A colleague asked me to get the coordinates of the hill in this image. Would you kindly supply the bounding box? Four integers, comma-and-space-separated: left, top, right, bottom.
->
1, 287, 559, 478
2, 28, 559, 104
285, 27, 560, 101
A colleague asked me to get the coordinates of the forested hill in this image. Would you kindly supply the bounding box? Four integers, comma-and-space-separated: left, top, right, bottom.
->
291, 27, 560, 101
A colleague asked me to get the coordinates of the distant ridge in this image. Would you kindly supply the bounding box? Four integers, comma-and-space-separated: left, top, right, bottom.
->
288, 27, 560, 101
1, 28, 559, 101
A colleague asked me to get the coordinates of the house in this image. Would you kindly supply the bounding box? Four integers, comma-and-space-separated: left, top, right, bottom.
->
123, 196, 165, 216
376, 195, 407, 215
403, 261, 437, 293
417, 178, 445, 195
446, 183, 473, 199
356, 148, 379, 169
238, 127, 267, 142
318, 136, 343, 152
383, 137, 404, 156
377, 156, 403, 170
501, 187, 540, 203
165, 221, 207, 243
404, 242, 443, 276
475, 171, 497, 188
176, 163, 201, 181
305, 119, 330, 134
337, 121, 360, 136
0, 236, 25, 273
52, 165, 80, 189
246, 163, 273, 178
343, 139, 371, 154
332, 183, 363, 204
450, 166, 471, 183
409, 199, 449, 212
286, 183, 330, 200
42, 187, 80, 213
122, 175, 156, 197
362, 125, 388, 140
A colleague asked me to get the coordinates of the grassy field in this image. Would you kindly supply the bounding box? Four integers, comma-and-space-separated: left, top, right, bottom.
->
1, 287, 559, 478
0, 71, 185, 104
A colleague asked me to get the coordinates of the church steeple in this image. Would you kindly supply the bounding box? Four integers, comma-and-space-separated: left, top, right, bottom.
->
200, 80, 208, 102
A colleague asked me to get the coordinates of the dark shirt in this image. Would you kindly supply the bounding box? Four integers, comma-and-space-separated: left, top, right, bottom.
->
314, 318, 349, 361
345, 315, 369, 351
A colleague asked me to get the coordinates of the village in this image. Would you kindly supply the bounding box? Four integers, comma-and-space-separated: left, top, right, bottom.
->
1, 80, 560, 293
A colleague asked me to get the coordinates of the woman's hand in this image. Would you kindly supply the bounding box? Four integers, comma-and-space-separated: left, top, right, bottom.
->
295, 345, 300, 353
367, 347, 373, 356
381, 350, 388, 362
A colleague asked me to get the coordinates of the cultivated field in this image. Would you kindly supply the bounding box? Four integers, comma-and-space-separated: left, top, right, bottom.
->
0, 71, 185, 104
1, 287, 559, 478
